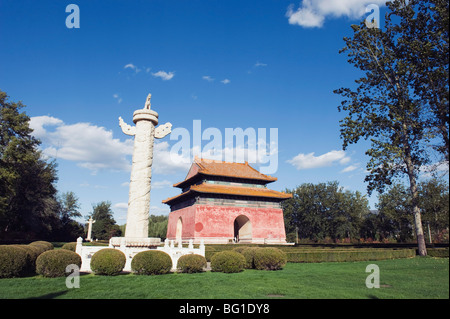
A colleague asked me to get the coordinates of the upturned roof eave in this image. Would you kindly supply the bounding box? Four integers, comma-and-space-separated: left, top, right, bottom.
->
162, 184, 292, 206
173, 172, 277, 188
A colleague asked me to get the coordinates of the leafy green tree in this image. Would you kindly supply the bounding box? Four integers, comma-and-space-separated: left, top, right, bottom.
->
360, 211, 380, 240
58, 192, 82, 224
283, 183, 329, 241
148, 215, 168, 240
389, 0, 449, 161
375, 179, 448, 243
55, 191, 84, 241
0, 90, 59, 240
376, 183, 414, 242
418, 178, 449, 242
91, 201, 122, 240
330, 190, 370, 239
333, 0, 448, 255
282, 182, 370, 242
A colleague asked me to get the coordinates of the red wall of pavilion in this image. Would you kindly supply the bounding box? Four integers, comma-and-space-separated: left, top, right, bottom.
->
166, 204, 286, 243
166, 205, 197, 239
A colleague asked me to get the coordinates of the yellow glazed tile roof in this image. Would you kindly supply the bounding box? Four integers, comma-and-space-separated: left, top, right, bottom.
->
173, 157, 277, 187
162, 183, 292, 204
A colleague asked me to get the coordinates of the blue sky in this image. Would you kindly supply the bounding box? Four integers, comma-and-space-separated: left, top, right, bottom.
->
1, 0, 410, 224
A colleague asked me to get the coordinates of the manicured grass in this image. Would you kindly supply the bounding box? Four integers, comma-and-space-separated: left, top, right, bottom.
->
0, 257, 447, 299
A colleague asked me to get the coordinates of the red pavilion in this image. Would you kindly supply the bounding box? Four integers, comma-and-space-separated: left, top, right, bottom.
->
163, 157, 292, 244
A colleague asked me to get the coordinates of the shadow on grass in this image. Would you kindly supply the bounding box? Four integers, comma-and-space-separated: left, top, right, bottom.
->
27, 290, 68, 299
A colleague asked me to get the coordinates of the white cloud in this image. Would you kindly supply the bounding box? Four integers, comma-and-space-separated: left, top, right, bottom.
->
340, 164, 359, 173
79, 182, 107, 189
202, 76, 230, 84
152, 70, 175, 81
152, 180, 173, 189
152, 141, 191, 175
30, 117, 201, 176
255, 62, 267, 67
288, 150, 351, 170
202, 75, 214, 82
286, 0, 387, 28
419, 161, 449, 178
29, 116, 133, 173
113, 202, 128, 222
153, 138, 278, 175
113, 93, 122, 104
29, 116, 64, 141
287, 4, 325, 28
124, 63, 141, 73
31, 118, 283, 176
113, 202, 128, 211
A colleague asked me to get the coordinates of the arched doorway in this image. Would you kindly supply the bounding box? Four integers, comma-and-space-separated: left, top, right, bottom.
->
234, 215, 252, 243
176, 217, 183, 243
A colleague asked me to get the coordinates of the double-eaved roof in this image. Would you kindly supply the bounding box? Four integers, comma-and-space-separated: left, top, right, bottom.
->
173, 157, 277, 188
162, 157, 292, 206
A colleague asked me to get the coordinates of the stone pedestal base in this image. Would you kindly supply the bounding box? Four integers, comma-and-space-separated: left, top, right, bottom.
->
75, 237, 205, 273
166, 236, 290, 245
109, 237, 161, 248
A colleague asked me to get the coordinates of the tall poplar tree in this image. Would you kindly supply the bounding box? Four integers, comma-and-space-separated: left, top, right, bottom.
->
334, 0, 448, 255
391, 0, 449, 162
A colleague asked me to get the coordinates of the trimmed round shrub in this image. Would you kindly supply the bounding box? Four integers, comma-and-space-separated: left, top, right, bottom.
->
12, 245, 41, 275
21, 245, 41, 261
0, 245, 29, 278
253, 248, 287, 271
232, 246, 248, 254
29, 241, 54, 251
240, 247, 262, 269
177, 254, 207, 273
131, 250, 172, 275
90, 248, 126, 276
211, 250, 246, 273
61, 242, 77, 252
29, 241, 54, 255
36, 249, 82, 277
27, 243, 47, 255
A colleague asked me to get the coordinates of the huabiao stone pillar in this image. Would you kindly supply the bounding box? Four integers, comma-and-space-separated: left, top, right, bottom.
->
119, 94, 172, 239
86, 216, 96, 242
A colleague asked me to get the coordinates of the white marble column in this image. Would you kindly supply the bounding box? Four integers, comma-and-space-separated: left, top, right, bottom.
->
86, 216, 95, 241
119, 94, 172, 239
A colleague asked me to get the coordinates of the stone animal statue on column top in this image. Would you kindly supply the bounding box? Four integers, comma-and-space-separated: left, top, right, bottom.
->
118, 94, 172, 137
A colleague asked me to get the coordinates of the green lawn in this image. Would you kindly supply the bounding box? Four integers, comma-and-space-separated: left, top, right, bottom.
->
0, 257, 447, 299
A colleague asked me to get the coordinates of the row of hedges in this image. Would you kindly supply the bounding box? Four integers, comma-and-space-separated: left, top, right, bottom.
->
2, 243, 445, 278
90, 249, 208, 276
206, 245, 418, 263
210, 247, 288, 273
1, 243, 209, 278
0, 241, 54, 278
285, 249, 416, 263
206, 243, 448, 253
427, 248, 449, 258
